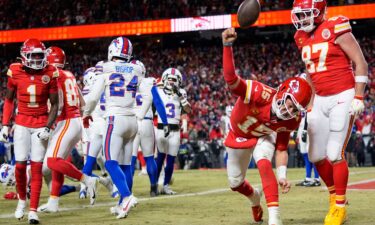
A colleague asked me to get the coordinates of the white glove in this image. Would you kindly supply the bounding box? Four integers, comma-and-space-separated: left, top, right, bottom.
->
0, 126, 9, 142
37, 127, 51, 140
350, 97, 365, 116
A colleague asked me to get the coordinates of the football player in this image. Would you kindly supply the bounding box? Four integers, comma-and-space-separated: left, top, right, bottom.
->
291, 1, 368, 224
83, 37, 165, 219
0, 39, 59, 224
221, 105, 233, 167
37, 46, 99, 213
222, 28, 312, 225
155, 68, 191, 195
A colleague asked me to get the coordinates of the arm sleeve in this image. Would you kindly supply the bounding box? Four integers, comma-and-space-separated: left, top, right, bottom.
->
83, 75, 106, 116
223, 46, 247, 98
151, 86, 168, 125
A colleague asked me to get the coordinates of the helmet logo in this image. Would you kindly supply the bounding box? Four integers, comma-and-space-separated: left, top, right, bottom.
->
322, 28, 331, 40
289, 80, 300, 93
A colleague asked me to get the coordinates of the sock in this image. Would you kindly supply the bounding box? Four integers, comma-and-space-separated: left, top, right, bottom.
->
30, 161, 43, 212
164, 155, 175, 186
303, 153, 312, 179
315, 158, 335, 195
138, 151, 146, 168
131, 156, 137, 176
144, 155, 157, 185
60, 185, 77, 196
257, 159, 279, 208
47, 157, 83, 181
333, 160, 349, 206
231, 180, 259, 205
156, 151, 166, 180
105, 160, 130, 202
15, 163, 27, 200
313, 164, 320, 179
120, 165, 133, 192
50, 170, 64, 197
82, 155, 97, 176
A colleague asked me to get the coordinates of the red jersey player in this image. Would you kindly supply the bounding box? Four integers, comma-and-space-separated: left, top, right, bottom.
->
0, 39, 59, 224
38, 46, 99, 213
222, 28, 312, 225
291, 1, 368, 224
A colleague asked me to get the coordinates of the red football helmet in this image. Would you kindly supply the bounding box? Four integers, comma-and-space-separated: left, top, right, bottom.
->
46, 46, 66, 68
291, 0, 327, 32
272, 77, 312, 120
20, 39, 47, 70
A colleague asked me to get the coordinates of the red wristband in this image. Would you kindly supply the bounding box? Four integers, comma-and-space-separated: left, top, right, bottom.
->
354, 95, 364, 100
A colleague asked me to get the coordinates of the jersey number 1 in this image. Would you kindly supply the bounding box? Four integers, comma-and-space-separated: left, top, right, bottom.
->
27, 85, 39, 108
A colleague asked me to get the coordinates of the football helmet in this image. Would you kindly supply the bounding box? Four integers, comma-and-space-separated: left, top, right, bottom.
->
225, 105, 233, 117
129, 60, 146, 78
83, 67, 97, 87
0, 163, 15, 185
162, 68, 182, 91
20, 39, 47, 70
291, 0, 327, 32
272, 77, 312, 120
108, 37, 133, 62
46, 46, 66, 68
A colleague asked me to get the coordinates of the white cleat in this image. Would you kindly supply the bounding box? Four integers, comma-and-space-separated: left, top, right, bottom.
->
110, 205, 120, 215
14, 199, 26, 220
79, 183, 87, 199
28, 211, 39, 224
116, 195, 137, 219
268, 212, 283, 225
160, 184, 176, 195
84, 176, 99, 205
37, 200, 59, 213
99, 177, 113, 195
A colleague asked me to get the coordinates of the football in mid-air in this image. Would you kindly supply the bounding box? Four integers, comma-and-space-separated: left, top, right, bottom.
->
237, 0, 261, 28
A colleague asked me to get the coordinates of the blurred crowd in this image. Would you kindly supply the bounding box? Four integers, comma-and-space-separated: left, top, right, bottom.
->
0, 34, 374, 168
0, 0, 372, 30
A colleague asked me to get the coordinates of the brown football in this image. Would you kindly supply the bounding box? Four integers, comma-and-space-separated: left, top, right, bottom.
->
237, 0, 260, 28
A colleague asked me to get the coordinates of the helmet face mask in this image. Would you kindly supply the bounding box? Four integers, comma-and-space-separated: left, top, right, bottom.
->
162, 68, 182, 92
20, 39, 47, 70
108, 37, 133, 62
291, 0, 327, 32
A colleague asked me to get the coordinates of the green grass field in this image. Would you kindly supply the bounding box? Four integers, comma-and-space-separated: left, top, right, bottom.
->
0, 167, 374, 225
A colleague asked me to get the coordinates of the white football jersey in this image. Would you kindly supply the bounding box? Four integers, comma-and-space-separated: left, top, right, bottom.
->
82, 71, 105, 119
221, 115, 231, 137
134, 77, 156, 119
157, 88, 187, 125
84, 62, 152, 117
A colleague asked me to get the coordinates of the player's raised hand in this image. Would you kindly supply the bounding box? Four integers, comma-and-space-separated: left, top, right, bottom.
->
222, 28, 237, 45
278, 178, 291, 194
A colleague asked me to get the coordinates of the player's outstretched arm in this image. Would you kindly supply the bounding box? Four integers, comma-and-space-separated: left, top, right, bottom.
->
222, 28, 248, 98
275, 132, 292, 194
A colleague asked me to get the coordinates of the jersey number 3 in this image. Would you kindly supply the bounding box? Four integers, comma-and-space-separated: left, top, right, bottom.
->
301, 42, 328, 73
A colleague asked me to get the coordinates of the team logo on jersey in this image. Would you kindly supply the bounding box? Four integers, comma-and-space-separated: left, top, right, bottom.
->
41, 75, 50, 84
322, 29, 331, 40
289, 80, 300, 93
235, 137, 247, 143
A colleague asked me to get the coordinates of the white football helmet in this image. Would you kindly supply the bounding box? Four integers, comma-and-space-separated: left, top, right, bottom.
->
0, 163, 15, 185
108, 37, 133, 62
225, 105, 234, 117
83, 67, 96, 87
129, 60, 146, 78
162, 68, 182, 91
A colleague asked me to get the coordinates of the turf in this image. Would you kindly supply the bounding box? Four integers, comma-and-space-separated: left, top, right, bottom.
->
0, 167, 374, 225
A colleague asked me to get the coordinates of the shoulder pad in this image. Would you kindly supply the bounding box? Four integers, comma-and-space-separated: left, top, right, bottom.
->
327, 16, 351, 36
7, 63, 23, 77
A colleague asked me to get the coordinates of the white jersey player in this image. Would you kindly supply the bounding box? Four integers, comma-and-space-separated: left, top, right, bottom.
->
83, 37, 154, 219
155, 68, 191, 195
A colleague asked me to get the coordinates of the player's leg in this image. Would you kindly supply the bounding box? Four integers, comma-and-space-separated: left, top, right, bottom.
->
253, 135, 280, 224
140, 120, 158, 196
227, 147, 262, 223
131, 133, 140, 176
13, 125, 31, 220
82, 133, 102, 176
324, 89, 354, 224
155, 128, 168, 181
137, 151, 147, 175
119, 139, 135, 193
160, 131, 180, 195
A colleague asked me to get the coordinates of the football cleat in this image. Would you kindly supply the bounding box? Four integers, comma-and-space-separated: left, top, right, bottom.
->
84, 176, 99, 205
313, 179, 321, 186
37, 198, 59, 213
28, 211, 39, 224
79, 183, 87, 199
251, 205, 263, 223
14, 199, 26, 220
150, 184, 159, 197
324, 205, 347, 225
160, 184, 176, 195
295, 179, 315, 187
116, 195, 138, 219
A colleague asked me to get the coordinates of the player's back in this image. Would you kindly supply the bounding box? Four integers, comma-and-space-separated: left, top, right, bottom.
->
294, 15, 354, 96
57, 69, 81, 121
6, 63, 59, 127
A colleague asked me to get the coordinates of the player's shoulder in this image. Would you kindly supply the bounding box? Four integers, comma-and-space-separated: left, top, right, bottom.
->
43, 65, 59, 78
321, 15, 351, 36
7, 63, 23, 77
60, 69, 75, 79
95, 60, 105, 73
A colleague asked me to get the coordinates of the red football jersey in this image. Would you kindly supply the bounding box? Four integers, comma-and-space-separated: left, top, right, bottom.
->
225, 80, 301, 150
294, 16, 354, 96
57, 69, 81, 121
6, 63, 59, 128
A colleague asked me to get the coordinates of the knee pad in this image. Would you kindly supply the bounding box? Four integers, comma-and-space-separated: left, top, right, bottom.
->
228, 174, 244, 189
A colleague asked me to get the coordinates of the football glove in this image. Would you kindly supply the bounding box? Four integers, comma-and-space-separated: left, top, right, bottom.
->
350, 96, 365, 116
37, 127, 51, 140
172, 84, 182, 97
163, 124, 170, 138
0, 126, 9, 142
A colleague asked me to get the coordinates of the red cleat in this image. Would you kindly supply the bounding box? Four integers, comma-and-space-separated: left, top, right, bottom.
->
252, 205, 263, 223
4, 191, 18, 200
